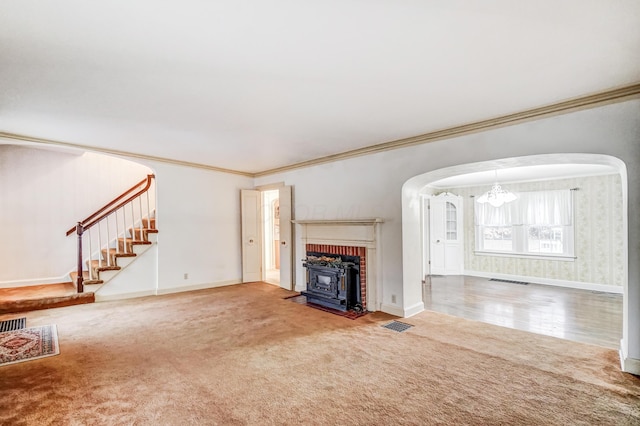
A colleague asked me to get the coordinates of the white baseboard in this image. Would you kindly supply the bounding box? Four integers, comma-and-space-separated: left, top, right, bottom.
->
464, 270, 623, 294
95, 290, 157, 302
380, 303, 404, 317
619, 339, 640, 376
156, 279, 241, 295
0, 275, 70, 288
403, 301, 425, 318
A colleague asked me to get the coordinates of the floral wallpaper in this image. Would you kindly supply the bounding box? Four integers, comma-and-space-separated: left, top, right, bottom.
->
440, 173, 623, 288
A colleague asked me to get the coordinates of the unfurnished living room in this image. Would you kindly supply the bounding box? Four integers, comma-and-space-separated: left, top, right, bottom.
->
1, 1, 639, 424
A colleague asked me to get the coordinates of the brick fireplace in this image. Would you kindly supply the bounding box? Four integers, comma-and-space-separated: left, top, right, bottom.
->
306, 244, 367, 309
293, 219, 383, 311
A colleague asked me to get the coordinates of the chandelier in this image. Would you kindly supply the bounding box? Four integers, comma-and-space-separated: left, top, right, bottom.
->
477, 172, 517, 207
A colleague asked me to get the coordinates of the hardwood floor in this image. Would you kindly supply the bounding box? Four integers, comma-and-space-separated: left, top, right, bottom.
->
423, 275, 623, 349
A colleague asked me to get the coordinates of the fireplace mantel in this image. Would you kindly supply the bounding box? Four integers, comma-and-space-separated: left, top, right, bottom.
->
294, 218, 383, 311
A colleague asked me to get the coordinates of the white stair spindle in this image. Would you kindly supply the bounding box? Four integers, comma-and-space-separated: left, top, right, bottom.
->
138, 196, 144, 239
87, 228, 93, 280
146, 191, 151, 226
123, 205, 129, 254
98, 223, 103, 268
115, 208, 120, 254
130, 202, 135, 241
106, 214, 111, 266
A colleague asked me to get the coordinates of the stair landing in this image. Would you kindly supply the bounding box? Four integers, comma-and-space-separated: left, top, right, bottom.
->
0, 282, 94, 315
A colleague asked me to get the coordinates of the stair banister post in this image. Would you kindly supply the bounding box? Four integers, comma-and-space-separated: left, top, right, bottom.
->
138, 196, 144, 240
76, 222, 84, 293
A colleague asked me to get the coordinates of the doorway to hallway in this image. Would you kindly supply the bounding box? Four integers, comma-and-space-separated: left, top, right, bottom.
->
262, 190, 280, 285
240, 185, 293, 290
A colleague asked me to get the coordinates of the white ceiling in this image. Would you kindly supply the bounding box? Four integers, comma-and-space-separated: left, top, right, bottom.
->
1, 1, 639, 174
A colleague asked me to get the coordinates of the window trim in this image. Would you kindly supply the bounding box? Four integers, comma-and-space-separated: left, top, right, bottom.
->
473, 250, 576, 262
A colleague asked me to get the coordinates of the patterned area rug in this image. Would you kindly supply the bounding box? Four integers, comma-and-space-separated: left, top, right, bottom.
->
0, 325, 59, 366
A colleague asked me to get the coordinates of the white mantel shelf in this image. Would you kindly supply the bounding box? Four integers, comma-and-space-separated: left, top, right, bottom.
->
292, 218, 384, 225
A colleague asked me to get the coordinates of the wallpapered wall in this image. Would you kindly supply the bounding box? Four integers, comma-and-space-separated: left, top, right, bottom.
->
440, 173, 623, 288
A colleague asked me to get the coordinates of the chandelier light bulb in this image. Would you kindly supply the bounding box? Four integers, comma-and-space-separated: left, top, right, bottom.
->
477, 183, 517, 207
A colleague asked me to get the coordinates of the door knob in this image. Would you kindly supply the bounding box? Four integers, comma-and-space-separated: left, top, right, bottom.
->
281, 241, 286, 245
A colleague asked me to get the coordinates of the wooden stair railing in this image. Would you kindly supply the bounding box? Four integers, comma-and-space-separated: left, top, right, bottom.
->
66, 174, 156, 293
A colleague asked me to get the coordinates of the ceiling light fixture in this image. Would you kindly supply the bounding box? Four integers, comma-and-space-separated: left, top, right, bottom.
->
476, 171, 517, 207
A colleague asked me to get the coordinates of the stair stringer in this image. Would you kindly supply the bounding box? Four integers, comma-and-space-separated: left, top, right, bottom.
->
93, 240, 158, 302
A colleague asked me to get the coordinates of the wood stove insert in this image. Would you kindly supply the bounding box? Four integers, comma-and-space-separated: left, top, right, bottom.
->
302, 252, 362, 312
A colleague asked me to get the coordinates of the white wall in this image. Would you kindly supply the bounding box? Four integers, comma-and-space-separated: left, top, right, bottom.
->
255, 99, 640, 368
145, 161, 253, 293
0, 145, 152, 285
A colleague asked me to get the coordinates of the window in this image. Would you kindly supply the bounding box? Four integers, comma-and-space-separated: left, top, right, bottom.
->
446, 201, 457, 240
527, 225, 564, 254
475, 189, 574, 259
482, 226, 513, 251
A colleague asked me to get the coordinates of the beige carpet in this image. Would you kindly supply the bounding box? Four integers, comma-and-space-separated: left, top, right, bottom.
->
0, 282, 638, 425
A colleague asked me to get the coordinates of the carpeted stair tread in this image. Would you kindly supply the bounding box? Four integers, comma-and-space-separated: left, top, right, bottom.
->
101, 248, 137, 258
142, 218, 156, 229
87, 260, 121, 272
129, 228, 158, 241
69, 271, 103, 285
129, 227, 158, 233
117, 238, 152, 253
117, 238, 152, 245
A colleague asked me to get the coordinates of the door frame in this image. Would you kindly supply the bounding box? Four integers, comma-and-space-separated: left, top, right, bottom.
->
243, 182, 294, 290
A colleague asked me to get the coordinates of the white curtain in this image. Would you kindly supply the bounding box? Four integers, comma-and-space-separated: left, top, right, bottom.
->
475, 189, 572, 226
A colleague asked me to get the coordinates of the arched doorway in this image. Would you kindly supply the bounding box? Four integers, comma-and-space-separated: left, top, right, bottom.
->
402, 153, 629, 364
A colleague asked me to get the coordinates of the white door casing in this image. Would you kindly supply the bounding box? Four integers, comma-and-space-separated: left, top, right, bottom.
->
241, 189, 262, 282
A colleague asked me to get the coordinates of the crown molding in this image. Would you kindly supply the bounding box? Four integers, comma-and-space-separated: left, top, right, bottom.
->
0, 132, 254, 178
254, 82, 640, 177
2, 83, 639, 179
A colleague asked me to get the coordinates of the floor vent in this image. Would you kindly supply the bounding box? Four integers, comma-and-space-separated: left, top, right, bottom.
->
382, 321, 413, 333
0, 317, 27, 333
490, 278, 529, 285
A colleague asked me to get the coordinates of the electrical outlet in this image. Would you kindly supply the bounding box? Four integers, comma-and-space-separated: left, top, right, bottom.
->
184, 273, 188, 280
391, 295, 396, 304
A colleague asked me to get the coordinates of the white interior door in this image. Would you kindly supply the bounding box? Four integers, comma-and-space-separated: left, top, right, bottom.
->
429, 193, 463, 275
278, 185, 293, 290
241, 189, 262, 282
429, 197, 447, 275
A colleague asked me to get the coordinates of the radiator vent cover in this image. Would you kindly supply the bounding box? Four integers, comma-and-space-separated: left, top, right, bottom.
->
382, 321, 414, 333
490, 278, 529, 285
0, 317, 26, 333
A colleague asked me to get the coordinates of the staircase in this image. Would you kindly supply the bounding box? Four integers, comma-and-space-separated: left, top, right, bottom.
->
67, 176, 157, 294
69, 218, 158, 292
0, 176, 157, 315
